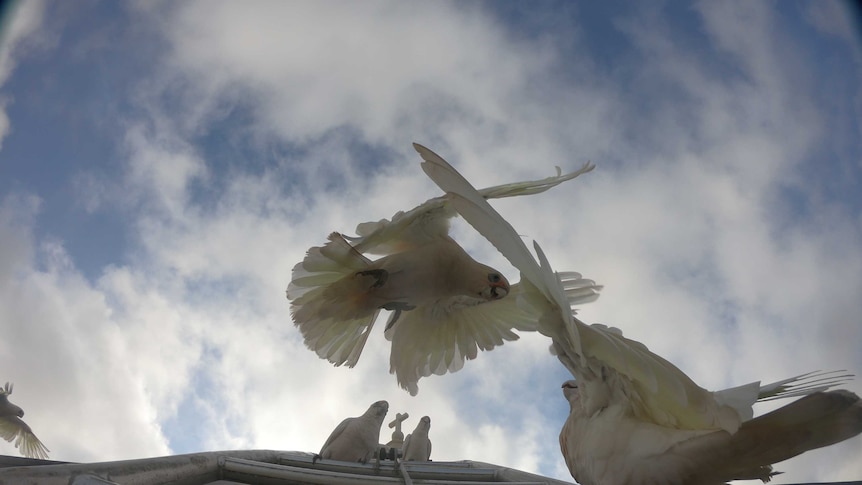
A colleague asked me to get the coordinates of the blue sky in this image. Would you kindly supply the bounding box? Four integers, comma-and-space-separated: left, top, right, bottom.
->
1, 1, 861, 482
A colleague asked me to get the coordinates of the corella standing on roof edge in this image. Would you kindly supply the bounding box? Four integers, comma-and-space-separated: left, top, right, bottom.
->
420, 143, 862, 484
401, 415, 432, 462
287, 144, 598, 395
315, 400, 389, 464
0, 382, 49, 460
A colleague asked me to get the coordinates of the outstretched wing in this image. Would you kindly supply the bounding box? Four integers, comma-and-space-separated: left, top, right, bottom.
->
288, 233, 380, 367
713, 370, 856, 422
419, 143, 748, 432
347, 144, 600, 256
0, 416, 49, 460
386, 283, 539, 395
417, 142, 590, 357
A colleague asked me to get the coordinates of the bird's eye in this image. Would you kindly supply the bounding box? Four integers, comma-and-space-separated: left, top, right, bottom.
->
488, 273, 501, 283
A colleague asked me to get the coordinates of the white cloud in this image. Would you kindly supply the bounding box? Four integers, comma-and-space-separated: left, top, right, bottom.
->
0, 0, 46, 85
0, 195, 170, 461
805, 1, 859, 44
0, 0, 46, 150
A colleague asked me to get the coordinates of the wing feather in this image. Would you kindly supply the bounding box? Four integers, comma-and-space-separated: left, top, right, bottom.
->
320, 418, 350, 457
348, 143, 596, 257
388, 284, 536, 395
0, 416, 49, 460
418, 143, 750, 432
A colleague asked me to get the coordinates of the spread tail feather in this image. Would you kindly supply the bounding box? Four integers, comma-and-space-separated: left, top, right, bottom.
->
724, 390, 862, 480
671, 390, 862, 483
288, 233, 380, 367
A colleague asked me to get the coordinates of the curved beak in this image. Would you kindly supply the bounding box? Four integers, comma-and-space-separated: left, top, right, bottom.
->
489, 280, 509, 299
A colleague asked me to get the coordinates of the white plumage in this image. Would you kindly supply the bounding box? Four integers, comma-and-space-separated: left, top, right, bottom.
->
317, 400, 389, 464
420, 143, 862, 484
401, 415, 432, 461
0, 382, 49, 460
288, 145, 597, 395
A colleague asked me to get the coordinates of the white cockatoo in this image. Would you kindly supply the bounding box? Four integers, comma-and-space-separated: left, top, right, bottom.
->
0, 382, 49, 460
288, 145, 599, 395
561, 378, 862, 484
401, 415, 432, 461
420, 145, 862, 484
316, 400, 389, 464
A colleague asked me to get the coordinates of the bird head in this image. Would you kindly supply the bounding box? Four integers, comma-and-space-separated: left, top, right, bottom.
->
419, 416, 431, 430
562, 380, 580, 406
477, 268, 510, 301
0, 394, 24, 417
369, 400, 389, 418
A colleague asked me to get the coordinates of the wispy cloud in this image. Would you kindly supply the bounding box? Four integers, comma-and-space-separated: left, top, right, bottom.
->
0, 0, 46, 149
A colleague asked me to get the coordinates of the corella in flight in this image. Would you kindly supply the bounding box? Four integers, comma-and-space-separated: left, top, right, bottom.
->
0, 382, 49, 460
419, 144, 862, 485
288, 146, 597, 395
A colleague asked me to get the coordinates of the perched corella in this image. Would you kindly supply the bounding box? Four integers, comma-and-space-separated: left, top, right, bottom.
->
421, 145, 862, 485
0, 382, 49, 460
401, 415, 432, 461
316, 400, 389, 463
288, 144, 598, 395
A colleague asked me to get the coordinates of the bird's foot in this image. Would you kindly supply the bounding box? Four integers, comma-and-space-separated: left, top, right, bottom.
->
356, 269, 388, 288
312, 453, 322, 464
373, 448, 385, 470
382, 302, 417, 330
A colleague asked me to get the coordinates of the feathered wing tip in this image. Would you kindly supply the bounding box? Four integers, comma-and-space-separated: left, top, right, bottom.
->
716, 370, 857, 423
556, 271, 603, 310
288, 233, 380, 368
0, 383, 48, 460
476, 160, 596, 199
387, 292, 535, 396
0, 416, 50, 460
655, 391, 862, 484
388, 313, 518, 396
298, 311, 381, 368
757, 370, 855, 402
416, 143, 589, 355
412, 142, 595, 202
16, 428, 50, 460
287, 232, 372, 301
724, 390, 862, 480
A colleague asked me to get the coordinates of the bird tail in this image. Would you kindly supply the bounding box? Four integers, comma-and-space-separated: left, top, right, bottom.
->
714, 370, 854, 422
287, 232, 381, 367
757, 370, 855, 401
668, 390, 862, 483
723, 390, 862, 480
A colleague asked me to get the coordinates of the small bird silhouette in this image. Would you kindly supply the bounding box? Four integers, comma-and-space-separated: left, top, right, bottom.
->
0, 382, 49, 460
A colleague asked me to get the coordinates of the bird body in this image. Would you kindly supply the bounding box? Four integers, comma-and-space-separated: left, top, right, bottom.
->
318, 400, 389, 463
419, 143, 862, 484
0, 382, 49, 460
562, 382, 862, 485
356, 235, 508, 311
401, 416, 432, 461
288, 145, 598, 394
295, 234, 507, 324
